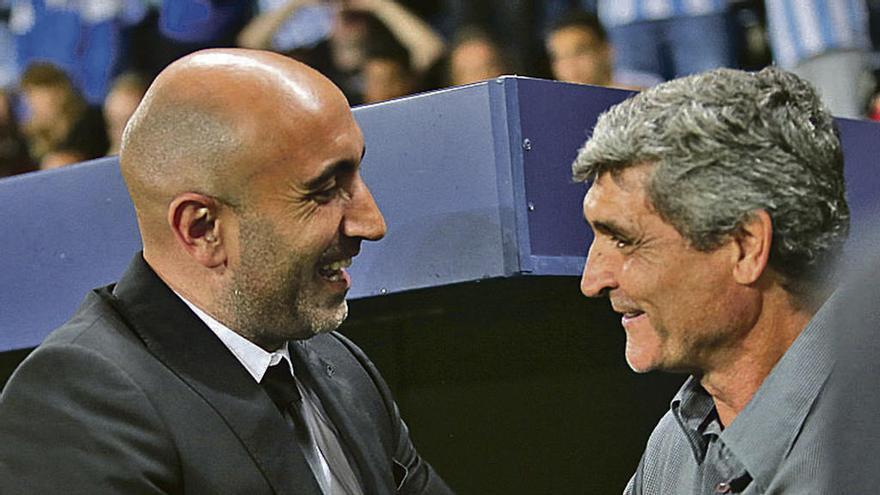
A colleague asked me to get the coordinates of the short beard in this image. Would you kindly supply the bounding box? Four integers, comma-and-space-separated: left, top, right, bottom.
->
220, 213, 348, 349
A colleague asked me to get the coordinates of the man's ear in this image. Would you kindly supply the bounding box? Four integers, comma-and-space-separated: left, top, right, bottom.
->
732, 209, 773, 285
167, 193, 227, 268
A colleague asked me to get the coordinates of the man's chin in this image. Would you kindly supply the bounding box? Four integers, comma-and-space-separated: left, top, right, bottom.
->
624, 345, 661, 374
625, 358, 656, 374
304, 300, 349, 337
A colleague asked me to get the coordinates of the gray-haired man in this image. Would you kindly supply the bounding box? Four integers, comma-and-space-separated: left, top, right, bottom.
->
574, 67, 848, 494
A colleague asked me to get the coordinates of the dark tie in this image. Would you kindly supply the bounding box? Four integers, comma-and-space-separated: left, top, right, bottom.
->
259, 363, 331, 490
260, 362, 302, 414
261, 361, 362, 495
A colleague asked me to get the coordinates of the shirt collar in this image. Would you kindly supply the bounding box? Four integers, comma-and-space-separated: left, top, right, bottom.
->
721, 295, 834, 491
669, 294, 835, 491
670, 375, 718, 463
176, 293, 293, 383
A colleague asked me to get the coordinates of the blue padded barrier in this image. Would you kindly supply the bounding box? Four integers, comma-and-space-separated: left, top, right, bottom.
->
1, 160, 141, 351
2, 77, 878, 352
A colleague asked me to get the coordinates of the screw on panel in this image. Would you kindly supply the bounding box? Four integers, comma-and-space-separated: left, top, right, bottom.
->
522, 138, 532, 151
527, 202, 535, 212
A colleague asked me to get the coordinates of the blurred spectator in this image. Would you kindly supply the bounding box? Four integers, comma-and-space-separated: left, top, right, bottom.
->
0, 1, 18, 89
159, 0, 251, 46
442, 0, 543, 74
19, 62, 86, 162
361, 33, 416, 103
19, 62, 108, 170
868, 91, 880, 120
546, 10, 662, 89
0, 88, 34, 177
103, 71, 148, 155
284, 9, 376, 103
351, 0, 445, 74
10, 0, 148, 104
764, 0, 871, 118
729, 1, 773, 71
237, 0, 334, 53
596, 0, 736, 80
238, 0, 444, 105
447, 26, 509, 86
40, 105, 108, 169
133, 1, 251, 80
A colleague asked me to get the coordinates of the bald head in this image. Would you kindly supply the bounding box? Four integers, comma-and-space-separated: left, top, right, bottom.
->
117, 48, 383, 346
120, 49, 351, 247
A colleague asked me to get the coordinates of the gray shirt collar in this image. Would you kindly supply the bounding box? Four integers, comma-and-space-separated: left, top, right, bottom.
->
670, 296, 834, 491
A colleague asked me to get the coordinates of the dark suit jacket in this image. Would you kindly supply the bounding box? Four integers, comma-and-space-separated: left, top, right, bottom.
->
0, 255, 453, 494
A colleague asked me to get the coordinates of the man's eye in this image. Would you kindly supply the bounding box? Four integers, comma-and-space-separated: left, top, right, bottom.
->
611, 236, 631, 249
312, 187, 336, 204
312, 184, 351, 204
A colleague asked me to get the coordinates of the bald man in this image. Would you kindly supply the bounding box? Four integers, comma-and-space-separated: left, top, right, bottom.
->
0, 49, 453, 495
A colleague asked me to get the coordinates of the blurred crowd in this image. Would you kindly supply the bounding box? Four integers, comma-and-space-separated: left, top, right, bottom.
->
0, 0, 879, 179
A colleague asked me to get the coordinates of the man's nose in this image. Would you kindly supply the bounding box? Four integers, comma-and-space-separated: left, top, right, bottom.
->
343, 175, 386, 241
580, 242, 618, 298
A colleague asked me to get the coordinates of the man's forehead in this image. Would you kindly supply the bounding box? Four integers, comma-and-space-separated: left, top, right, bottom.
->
609, 164, 655, 188
292, 116, 364, 172
303, 145, 366, 187
266, 90, 360, 146
582, 165, 655, 221
583, 175, 614, 222
585, 166, 649, 198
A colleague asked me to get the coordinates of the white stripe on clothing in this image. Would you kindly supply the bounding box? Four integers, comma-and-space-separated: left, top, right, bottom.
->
792, 0, 824, 56
644, 0, 673, 18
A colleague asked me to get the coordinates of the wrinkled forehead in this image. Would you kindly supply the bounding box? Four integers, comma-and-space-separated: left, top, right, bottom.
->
583, 164, 656, 215
595, 162, 655, 189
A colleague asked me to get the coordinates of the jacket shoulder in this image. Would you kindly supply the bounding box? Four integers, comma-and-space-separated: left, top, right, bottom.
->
40, 285, 133, 346
0, 294, 180, 492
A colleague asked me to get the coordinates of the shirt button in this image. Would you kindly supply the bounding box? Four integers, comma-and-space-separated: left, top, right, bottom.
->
715, 482, 731, 493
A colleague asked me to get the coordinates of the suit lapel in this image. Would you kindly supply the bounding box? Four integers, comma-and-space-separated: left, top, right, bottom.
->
105, 255, 322, 495
291, 338, 395, 494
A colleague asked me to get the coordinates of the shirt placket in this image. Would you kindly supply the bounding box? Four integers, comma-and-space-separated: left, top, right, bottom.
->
701, 436, 752, 494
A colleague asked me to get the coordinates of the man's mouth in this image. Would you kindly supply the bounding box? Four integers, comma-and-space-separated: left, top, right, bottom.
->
612, 299, 646, 325
621, 309, 645, 319
318, 258, 352, 282
620, 310, 646, 325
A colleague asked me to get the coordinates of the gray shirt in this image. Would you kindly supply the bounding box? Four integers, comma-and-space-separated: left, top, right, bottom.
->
625, 300, 834, 494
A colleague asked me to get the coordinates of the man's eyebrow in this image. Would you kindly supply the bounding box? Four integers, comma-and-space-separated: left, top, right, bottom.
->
591, 219, 633, 239
303, 158, 359, 190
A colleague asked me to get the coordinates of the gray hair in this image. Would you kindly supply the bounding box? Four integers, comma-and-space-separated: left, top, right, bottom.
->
573, 67, 849, 301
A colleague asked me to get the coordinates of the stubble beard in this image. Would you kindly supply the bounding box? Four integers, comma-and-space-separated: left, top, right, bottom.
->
222, 216, 349, 349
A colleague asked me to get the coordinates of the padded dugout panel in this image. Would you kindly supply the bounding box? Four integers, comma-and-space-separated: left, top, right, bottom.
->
2, 77, 879, 351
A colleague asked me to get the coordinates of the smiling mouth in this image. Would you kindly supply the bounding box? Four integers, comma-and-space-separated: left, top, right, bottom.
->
620, 310, 646, 325
318, 258, 352, 282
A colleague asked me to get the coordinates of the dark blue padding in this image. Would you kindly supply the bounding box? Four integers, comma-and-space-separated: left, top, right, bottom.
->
2, 78, 879, 352
512, 79, 634, 274
1, 157, 141, 351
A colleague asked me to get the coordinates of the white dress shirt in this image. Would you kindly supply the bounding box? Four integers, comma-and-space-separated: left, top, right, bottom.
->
178, 295, 361, 495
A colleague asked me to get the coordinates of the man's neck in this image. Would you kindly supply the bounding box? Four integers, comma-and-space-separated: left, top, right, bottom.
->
700, 294, 814, 427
